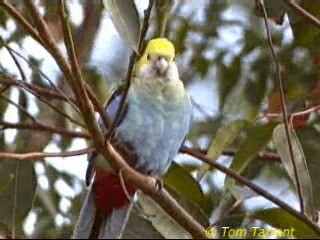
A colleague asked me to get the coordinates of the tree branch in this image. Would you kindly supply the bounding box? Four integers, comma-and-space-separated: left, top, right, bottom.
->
0, 120, 90, 139
189, 147, 281, 162
0, 2, 47, 47
259, 0, 305, 215
0, 147, 95, 161
283, 0, 320, 30
0, 78, 75, 103
0, 93, 37, 123
180, 147, 320, 236
3, 44, 81, 114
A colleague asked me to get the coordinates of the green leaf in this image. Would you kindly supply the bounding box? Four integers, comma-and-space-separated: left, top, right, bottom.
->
296, 127, 320, 210
226, 122, 278, 189
251, 208, 319, 239
273, 124, 315, 218
123, 209, 164, 239
0, 161, 36, 233
166, 185, 209, 228
137, 194, 192, 239
207, 119, 251, 161
105, 0, 141, 52
163, 162, 205, 208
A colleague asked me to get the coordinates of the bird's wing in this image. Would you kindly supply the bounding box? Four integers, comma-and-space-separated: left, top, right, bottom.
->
86, 86, 128, 186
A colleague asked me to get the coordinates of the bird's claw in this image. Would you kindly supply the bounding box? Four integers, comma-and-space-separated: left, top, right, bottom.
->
154, 177, 163, 192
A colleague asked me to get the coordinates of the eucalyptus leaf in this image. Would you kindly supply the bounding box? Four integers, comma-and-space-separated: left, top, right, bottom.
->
137, 194, 192, 239
163, 162, 205, 208
104, 0, 141, 52
273, 124, 315, 219
225, 122, 278, 189
207, 119, 251, 161
122, 209, 164, 239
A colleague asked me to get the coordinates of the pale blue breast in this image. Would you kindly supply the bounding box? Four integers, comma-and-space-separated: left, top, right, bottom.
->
116, 86, 192, 176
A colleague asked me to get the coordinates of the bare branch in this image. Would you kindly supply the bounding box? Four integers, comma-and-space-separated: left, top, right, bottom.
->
0, 78, 75, 102
4, 45, 81, 115
283, 0, 320, 30
0, 120, 90, 139
0, 147, 95, 161
4, 45, 27, 82
259, 0, 305, 215
0, 93, 37, 123
180, 147, 320, 235
0, 2, 46, 47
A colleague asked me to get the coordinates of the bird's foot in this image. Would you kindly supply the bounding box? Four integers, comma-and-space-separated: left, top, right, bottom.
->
153, 177, 163, 192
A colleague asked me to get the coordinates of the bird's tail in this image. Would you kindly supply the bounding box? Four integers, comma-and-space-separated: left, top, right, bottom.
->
73, 170, 136, 239
72, 185, 134, 239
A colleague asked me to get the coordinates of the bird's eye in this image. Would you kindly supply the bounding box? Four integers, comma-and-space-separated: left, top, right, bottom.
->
147, 54, 151, 60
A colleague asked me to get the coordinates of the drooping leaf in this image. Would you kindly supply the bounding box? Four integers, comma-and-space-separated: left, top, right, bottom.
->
104, 0, 141, 52
0, 161, 36, 235
137, 194, 192, 239
122, 209, 164, 239
225, 122, 278, 189
207, 119, 251, 161
163, 162, 205, 208
296, 127, 320, 210
273, 124, 315, 218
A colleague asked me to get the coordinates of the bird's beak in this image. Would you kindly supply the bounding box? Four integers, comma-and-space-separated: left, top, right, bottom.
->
155, 57, 169, 75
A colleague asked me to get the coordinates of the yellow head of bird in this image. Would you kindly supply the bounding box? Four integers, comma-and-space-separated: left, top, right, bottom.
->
136, 38, 176, 76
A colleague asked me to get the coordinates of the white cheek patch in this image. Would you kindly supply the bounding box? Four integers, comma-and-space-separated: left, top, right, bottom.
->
138, 62, 179, 81
165, 62, 179, 80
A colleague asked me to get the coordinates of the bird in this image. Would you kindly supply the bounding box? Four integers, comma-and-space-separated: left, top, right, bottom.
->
72, 38, 193, 239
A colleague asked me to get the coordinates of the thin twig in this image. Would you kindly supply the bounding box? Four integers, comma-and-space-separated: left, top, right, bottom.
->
187, 147, 281, 162
58, 0, 86, 104
180, 146, 320, 236
28, 85, 85, 128
0, 93, 38, 123
0, 78, 83, 127
0, 120, 90, 139
0, 2, 47, 47
290, 105, 320, 124
0, 78, 75, 103
105, 0, 154, 140
259, 0, 305, 215
119, 170, 134, 203
5, 45, 27, 82
283, 0, 320, 30
4, 45, 81, 114
0, 147, 95, 161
